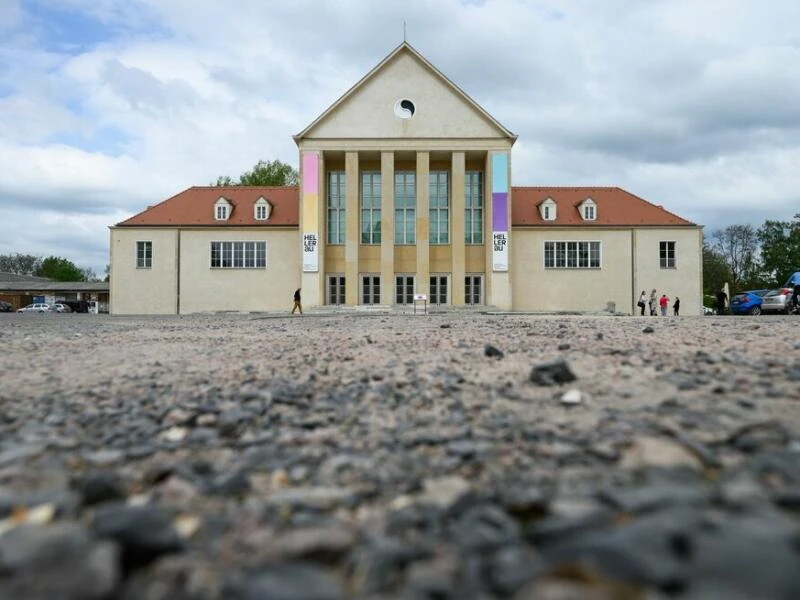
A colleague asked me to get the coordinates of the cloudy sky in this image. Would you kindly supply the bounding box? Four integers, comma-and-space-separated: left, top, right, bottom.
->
1, 0, 798, 275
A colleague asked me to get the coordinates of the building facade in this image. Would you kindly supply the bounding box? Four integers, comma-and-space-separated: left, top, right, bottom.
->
110, 43, 702, 315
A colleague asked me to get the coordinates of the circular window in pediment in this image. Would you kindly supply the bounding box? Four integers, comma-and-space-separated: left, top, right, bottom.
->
393, 98, 416, 119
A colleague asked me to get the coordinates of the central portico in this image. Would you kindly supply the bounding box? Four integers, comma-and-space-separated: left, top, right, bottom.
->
294, 42, 517, 309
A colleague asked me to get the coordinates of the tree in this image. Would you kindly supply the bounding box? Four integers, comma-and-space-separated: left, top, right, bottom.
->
0, 253, 42, 275
702, 243, 732, 297
757, 215, 800, 286
214, 159, 298, 187
79, 267, 98, 282
35, 256, 86, 282
710, 225, 760, 291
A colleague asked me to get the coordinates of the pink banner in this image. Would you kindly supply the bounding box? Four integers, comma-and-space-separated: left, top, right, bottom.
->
302, 152, 318, 194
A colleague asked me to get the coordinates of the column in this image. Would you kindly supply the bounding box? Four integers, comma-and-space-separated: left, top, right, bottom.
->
300, 151, 322, 307
380, 151, 395, 305
345, 151, 359, 305
451, 151, 466, 305
416, 151, 430, 299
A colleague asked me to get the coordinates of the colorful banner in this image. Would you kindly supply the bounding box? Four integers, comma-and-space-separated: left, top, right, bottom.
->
302, 152, 319, 272
491, 152, 509, 272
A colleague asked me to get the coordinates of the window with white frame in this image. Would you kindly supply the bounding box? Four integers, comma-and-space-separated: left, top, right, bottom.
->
361, 172, 381, 244
136, 241, 152, 268
254, 197, 271, 221
429, 171, 449, 244
395, 275, 415, 304
544, 241, 601, 268
660, 241, 676, 268
465, 274, 483, 304
214, 198, 231, 221
581, 199, 596, 220
540, 198, 556, 221
327, 171, 345, 244
394, 171, 416, 244
430, 274, 449, 305
327, 274, 345, 305
210, 241, 266, 268
361, 274, 381, 304
465, 171, 483, 244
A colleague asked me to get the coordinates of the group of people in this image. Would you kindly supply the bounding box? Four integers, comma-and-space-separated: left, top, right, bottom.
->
637, 289, 679, 316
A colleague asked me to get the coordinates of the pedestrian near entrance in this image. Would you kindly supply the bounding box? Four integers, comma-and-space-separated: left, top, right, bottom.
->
673, 296, 680, 316
637, 291, 647, 316
292, 288, 302, 315
659, 294, 669, 316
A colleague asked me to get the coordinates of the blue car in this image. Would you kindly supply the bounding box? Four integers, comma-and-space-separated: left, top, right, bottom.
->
729, 289, 770, 315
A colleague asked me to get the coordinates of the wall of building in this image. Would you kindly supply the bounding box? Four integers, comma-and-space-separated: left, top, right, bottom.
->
511, 228, 634, 312
178, 228, 299, 314
110, 228, 178, 314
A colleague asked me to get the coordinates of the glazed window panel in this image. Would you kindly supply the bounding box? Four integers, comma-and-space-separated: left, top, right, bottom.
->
327, 275, 345, 305
361, 275, 381, 305
136, 241, 152, 268
430, 275, 449, 305
544, 241, 601, 269
394, 171, 416, 244
210, 242, 267, 268
465, 171, 483, 244
395, 275, 415, 305
660, 241, 676, 268
360, 172, 381, 245
429, 171, 449, 245
465, 275, 483, 305
327, 171, 346, 245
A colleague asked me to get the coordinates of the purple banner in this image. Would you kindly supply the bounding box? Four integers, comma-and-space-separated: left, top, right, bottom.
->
492, 192, 508, 231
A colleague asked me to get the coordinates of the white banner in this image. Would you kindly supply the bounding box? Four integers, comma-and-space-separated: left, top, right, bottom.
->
492, 231, 508, 272
302, 232, 319, 272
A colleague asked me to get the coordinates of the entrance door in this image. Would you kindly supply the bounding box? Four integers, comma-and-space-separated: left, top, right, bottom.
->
327, 275, 345, 305
395, 275, 415, 305
430, 275, 449, 305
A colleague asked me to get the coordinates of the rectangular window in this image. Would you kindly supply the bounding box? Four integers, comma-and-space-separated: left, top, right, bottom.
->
465, 171, 483, 244
543, 241, 601, 269
210, 242, 267, 268
465, 275, 483, 305
394, 171, 416, 244
255, 204, 267, 220
395, 275, 415, 305
327, 171, 346, 245
361, 172, 381, 245
429, 171, 449, 244
430, 275, 449, 305
136, 241, 152, 268
327, 275, 345, 305
361, 275, 381, 305
216, 205, 227, 220
660, 241, 676, 268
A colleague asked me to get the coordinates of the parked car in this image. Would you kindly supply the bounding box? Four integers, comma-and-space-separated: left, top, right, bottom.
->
729, 290, 769, 315
0, 301, 12, 312
761, 288, 793, 314
784, 271, 800, 288
52, 303, 72, 313
17, 303, 53, 313
702, 305, 716, 316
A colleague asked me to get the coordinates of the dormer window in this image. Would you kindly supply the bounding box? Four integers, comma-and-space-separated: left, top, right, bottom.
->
254, 197, 272, 221
214, 197, 231, 221
539, 197, 557, 221
580, 198, 597, 221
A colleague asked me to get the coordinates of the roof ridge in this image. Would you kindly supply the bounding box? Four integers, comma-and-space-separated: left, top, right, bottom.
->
615, 187, 696, 226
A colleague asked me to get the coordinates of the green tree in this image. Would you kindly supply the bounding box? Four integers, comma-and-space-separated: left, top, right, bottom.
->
35, 256, 86, 281
214, 159, 298, 187
703, 243, 733, 298
757, 215, 800, 286
710, 225, 761, 291
0, 253, 42, 275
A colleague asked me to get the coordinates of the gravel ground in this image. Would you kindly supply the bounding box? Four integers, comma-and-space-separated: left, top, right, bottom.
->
0, 311, 799, 599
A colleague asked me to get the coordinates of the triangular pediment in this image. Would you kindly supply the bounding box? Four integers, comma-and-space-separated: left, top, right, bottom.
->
295, 43, 516, 142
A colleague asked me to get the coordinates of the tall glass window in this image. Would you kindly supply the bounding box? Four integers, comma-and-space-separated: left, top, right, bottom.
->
429, 171, 449, 244
361, 172, 381, 245
136, 241, 152, 268
465, 171, 483, 244
394, 171, 416, 244
327, 171, 345, 244
659, 241, 676, 268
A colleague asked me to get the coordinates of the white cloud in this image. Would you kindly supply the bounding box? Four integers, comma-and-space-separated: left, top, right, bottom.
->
0, 0, 798, 276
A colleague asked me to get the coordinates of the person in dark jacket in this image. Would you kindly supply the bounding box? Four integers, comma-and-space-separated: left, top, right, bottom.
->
673, 297, 680, 316
291, 288, 302, 315
715, 289, 727, 315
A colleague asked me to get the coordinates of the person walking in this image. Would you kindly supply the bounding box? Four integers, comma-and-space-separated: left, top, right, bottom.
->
659, 294, 669, 316
637, 290, 647, 316
715, 289, 727, 315
291, 288, 302, 315
649, 289, 658, 316
673, 296, 680, 316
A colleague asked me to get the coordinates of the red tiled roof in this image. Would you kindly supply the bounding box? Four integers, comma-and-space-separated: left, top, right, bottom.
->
511, 187, 696, 227
116, 186, 299, 227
